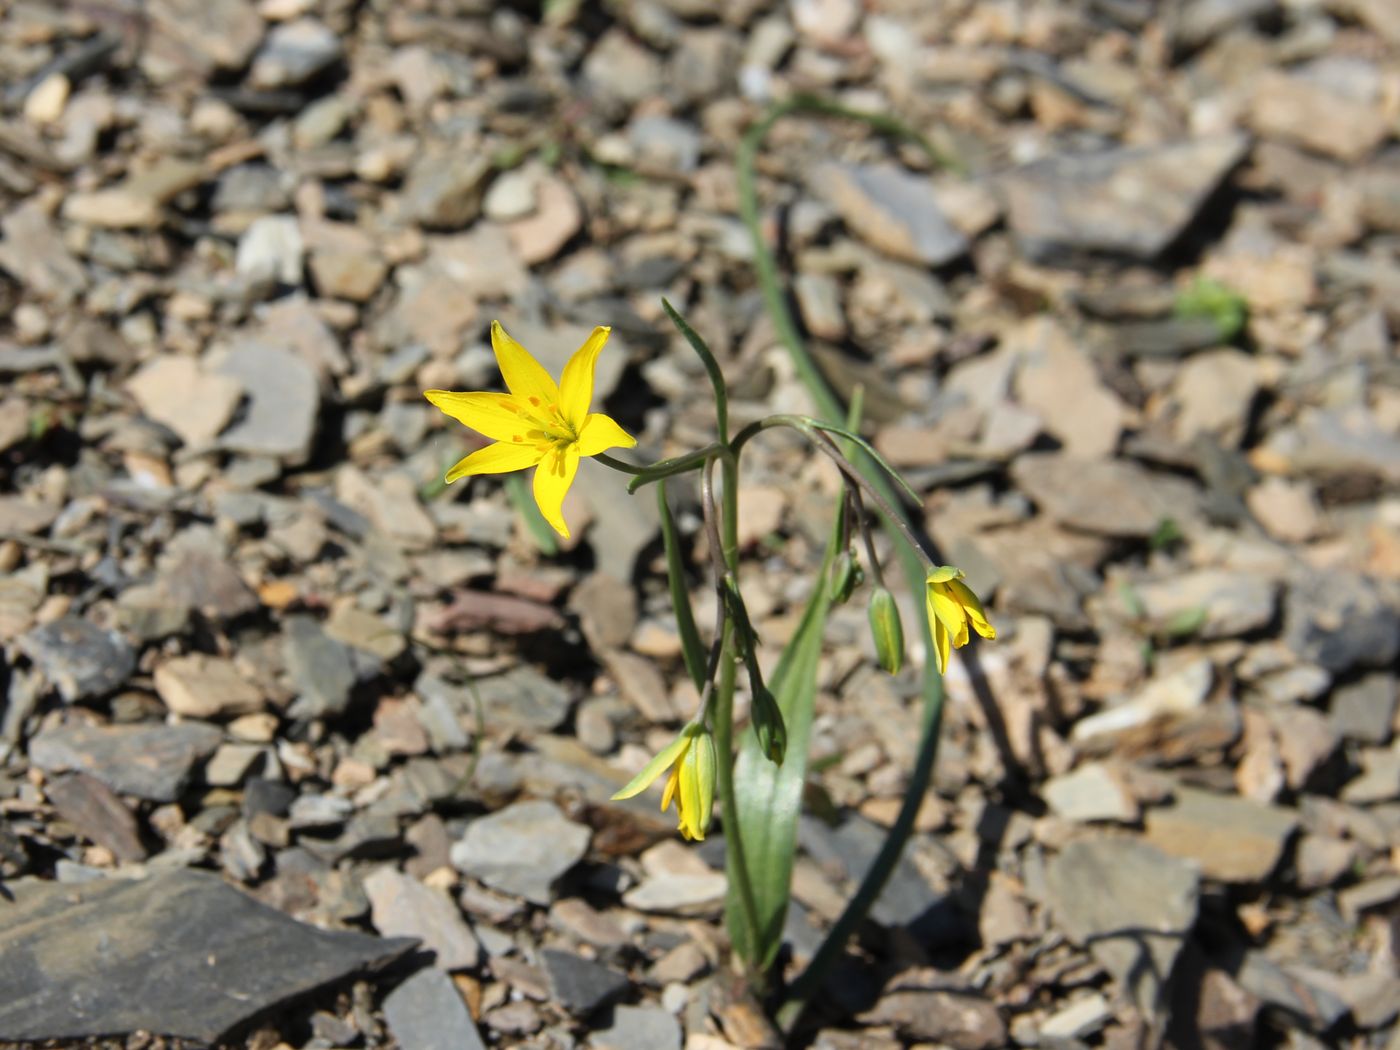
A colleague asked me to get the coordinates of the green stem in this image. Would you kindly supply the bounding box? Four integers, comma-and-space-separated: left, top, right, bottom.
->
704, 455, 763, 969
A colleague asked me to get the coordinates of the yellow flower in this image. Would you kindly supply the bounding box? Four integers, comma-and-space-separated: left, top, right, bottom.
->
611, 723, 716, 841
925, 565, 995, 675
425, 321, 636, 539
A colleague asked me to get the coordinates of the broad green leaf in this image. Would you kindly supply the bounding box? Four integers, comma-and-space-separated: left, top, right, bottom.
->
725, 566, 834, 971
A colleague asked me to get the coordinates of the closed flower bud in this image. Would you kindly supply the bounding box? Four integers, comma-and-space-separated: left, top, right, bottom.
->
868, 587, 905, 675
830, 549, 862, 605
750, 686, 787, 765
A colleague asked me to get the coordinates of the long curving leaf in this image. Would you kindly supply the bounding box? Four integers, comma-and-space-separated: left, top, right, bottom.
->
724, 539, 837, 971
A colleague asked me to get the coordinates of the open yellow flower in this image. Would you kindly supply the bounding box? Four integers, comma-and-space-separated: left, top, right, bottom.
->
925, 565, 996, 675
611, 723, 716, 841
425, 321, 636, 539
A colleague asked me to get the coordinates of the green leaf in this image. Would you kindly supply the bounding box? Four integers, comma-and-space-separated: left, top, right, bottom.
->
1163, 605, 1209, 638
662, 298, 729, 441
725, 560, 834, 971
658, 481, 708, 693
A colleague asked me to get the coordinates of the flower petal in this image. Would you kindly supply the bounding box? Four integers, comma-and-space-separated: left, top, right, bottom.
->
927, 583, 970, 647
491, 321, 560, 407
425, 390, 529, 442
532, 443, 581, 539
926, 565, 964, 584
575, 412, 636, 457
678, 743, 701, 840
661, 765, 680, 813
933, 617, 951, 675
444, 440, 543, 483
949, 578, 996, 640
610, 732, 691, 801
558, 326, 610, 429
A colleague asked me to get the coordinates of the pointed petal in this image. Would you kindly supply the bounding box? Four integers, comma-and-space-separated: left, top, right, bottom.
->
933, 617, 951, 675
693, 731, 715, 840
927, 584, 970, 647
660, 765, 680, 813
532, 444, 581, 539
678, 743, 702, 840
491, 321, 560, 407
575, 412, 637, 457
949, 578, 997, 640
425, 390, 530, 442
444, 440, 543, 483
612, 733, 691, 801
558, 326, 610, 429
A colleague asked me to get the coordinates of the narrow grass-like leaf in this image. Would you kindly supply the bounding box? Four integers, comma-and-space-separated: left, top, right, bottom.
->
725, 531, 839, 971
658, 480, 708, 693
662, 298, 729, 441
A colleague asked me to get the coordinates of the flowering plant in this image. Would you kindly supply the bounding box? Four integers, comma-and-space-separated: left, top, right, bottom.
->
427, 305, 994, 1026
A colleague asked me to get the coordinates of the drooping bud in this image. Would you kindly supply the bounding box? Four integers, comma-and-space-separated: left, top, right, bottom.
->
830, 549, 862, 605
750, 685, 787, 765
868, 586, 905, 675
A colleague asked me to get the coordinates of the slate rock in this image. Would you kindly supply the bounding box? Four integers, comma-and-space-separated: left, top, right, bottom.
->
283, 615, 357, 720
589, 1005, 682, 1050
364, 867, 480, 971
1135, 570, 1278, 640
126, 355, 244, 448
1046, 837, 1199, 1012
249, 18, 343, 89
1328, 674, 1396, 745
156, 532, 260, 621
383, 967, 488, 1050
19, 616, 136, 702
1000, 136, 1248, 260
0, 869, 413, 1042
812, 163, 968, 267
404, 151, 493, 230
542, 948, 630, 1017
154, 653, 264, 719
471, 666, 573, 732
451, 800, 590, 905
215, 341, 321, 464
30, 721, 222, 802
43, 772, 146, 863
1012, 453, 1203, 538
857, 989, 1007, 1050
1143, 785, 1297, 883
1283, 570, 1400, 673
1234, 952, 1349, 1032
1041, 762, 1138, 823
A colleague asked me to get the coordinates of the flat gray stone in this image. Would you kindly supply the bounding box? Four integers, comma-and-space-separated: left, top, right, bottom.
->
1135, 570, 1278, 639
1012, 453, 1204, 538
542, 948, 630, 1017
1143, 786, 1297, 883
283, 615, 357, 720
1000, 135, 1248, 260
30, 721, 221, 802
1284, 570, 1400, 674
1329, 674, 1397, 744
249, 18, 343, 89
383, 968, 488, 1050
450, 800, 590, 905
364, 867, 480, 971
590, 1005, 682, 1050
470, 666, 573, 732
811, 162, 968, 266
1046, 837, 1199, 1012
0, 869, 413, 1042
19, 617, 136, 703
215, 341, 320, 464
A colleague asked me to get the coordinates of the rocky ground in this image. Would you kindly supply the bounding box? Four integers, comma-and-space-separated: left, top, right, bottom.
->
1, 0, 1399, 1048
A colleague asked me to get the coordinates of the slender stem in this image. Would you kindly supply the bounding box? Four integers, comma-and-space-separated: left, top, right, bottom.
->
703, 456, 762, 962
848, 484, 887, 591
592, 451, 651, 475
